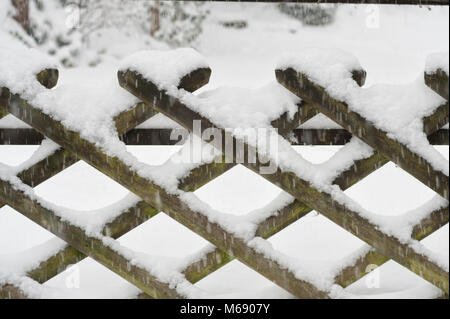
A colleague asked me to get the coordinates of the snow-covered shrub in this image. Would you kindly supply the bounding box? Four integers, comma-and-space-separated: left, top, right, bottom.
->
278, 3, 337, 26
142, 1, 209, 47
6, 0, 209, 67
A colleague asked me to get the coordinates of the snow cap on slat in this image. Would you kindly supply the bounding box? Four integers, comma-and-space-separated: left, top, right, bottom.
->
119, 48, 209, 90
0, 40, 57, 98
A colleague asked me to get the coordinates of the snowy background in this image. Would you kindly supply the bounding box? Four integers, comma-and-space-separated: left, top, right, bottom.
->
0, 1, 449, 298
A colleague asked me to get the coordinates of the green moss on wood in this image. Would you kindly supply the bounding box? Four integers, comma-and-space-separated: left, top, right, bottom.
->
36, 68, 59, 89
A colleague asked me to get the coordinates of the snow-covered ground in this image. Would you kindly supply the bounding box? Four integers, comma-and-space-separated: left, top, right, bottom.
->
0, 3, 449, 298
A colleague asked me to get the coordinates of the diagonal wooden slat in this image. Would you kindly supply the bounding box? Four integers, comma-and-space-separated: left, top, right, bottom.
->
0, 283, 29, 299
423, 103, 449, 136
118, 69, 449, 294
276, 68, 449, 200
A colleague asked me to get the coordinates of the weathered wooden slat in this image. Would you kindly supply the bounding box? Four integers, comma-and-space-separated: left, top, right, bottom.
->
0, 177, 183, 299
423, 102, 449, 136
4, 89, 331, 298
291, 128, 352, 145
334, 205, 449, 288
0, 128, 44, 145
119, 128, 185, 145
178, 157, 235, 192
119, 70, 449, 294
17, 149, 78, 188
0, 105, 7, 120
411, 205, 450, 241
0, 283, 29, 299
114, 103, 159, 137
425, 68, 449, 100
26, 244, 85, 285
270, 103, 314, 136
276, 68, 449, 200
428, 128, 449, 145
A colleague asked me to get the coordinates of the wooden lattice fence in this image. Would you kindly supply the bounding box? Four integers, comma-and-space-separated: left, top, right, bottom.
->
0, 0, 449, 299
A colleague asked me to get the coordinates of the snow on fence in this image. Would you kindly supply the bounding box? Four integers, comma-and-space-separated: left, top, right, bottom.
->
0, 48, 449, 298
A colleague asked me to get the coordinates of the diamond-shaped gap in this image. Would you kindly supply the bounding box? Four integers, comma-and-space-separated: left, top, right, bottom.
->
267, 211, 366, 281
33, 160, 129, 211
292, 145, 343, 164
194, 164, 287, 217
135, 112, 182, 129
298, 113, 342, 130
117, 213, 209, 258
126, 145, 183, 165
0, 205, 55, 254
0, 114, 31, 130
0, 145, 40, 166
194, 259, 293, 298
344, 146, 449, 217
43, 257, 141, 298
421, 224, 449, 259
344, 259, 445, 298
